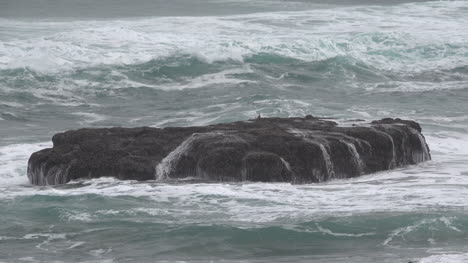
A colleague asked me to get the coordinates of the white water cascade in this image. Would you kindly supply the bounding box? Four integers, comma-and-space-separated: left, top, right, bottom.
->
319, 144, 336, 180
409, 128, 431, 163
288, 129, 336, 181
372, 127, 397, 169
340, 140, 365, 175
155, 133, 217, 180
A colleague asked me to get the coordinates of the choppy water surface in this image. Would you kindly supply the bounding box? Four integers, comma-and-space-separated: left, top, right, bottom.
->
1, 0, 468, 262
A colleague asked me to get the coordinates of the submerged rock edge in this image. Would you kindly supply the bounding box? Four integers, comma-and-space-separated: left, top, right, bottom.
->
27, 117, 431, 185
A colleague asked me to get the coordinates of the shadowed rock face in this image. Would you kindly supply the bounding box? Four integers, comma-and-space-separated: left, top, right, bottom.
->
27, 116, 431, 185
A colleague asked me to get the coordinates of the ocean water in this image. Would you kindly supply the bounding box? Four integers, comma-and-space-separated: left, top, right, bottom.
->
1, 0, 468, 262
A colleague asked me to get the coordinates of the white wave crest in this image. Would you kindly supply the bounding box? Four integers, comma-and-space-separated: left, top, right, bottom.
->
0, 1, 467, 74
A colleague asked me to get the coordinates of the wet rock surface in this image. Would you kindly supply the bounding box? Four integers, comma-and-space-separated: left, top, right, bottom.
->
28, 116, 431, 185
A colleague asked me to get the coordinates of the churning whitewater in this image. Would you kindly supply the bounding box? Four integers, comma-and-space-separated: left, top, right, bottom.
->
1, 0, 468, 262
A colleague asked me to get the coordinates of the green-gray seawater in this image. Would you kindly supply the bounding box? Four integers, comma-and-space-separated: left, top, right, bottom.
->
1, 0, 468, 262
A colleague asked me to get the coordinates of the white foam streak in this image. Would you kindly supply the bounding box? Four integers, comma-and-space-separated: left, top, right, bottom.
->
156, 66, 255, 91
72, 112, 108, 125
365, 81, 468, 93
316, 224, 375, 237
419, 253, 468, 263
383, 218, 434, 246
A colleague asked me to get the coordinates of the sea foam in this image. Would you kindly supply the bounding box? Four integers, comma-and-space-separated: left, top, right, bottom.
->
0, 1, 467, 75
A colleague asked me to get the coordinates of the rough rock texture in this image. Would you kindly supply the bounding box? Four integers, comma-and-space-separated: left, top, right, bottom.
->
27, 116, 431, 185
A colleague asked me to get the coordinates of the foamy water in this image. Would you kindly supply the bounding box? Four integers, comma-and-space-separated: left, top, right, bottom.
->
1, 130, 468, 262
1, 1, 467, 74
1, 0, 468, 262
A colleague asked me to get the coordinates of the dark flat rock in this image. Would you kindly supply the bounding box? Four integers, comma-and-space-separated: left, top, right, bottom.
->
27, 116, 431, 185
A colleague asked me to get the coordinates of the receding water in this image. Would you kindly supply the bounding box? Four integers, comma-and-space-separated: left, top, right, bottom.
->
1, 0, 468, 262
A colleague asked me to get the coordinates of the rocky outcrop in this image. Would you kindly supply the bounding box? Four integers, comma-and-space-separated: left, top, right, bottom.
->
27, 116, 431, 185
